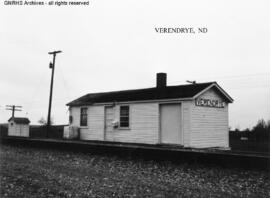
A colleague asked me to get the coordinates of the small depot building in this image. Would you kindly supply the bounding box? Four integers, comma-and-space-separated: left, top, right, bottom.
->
8, 117, 30, 137
67, 73, 233, 148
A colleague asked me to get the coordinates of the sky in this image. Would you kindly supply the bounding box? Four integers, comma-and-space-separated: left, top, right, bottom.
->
0, 0, 270, 129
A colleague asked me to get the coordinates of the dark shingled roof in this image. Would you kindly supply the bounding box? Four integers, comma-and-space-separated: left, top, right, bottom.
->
67, 82, 221, 106
8, 117, 30, 124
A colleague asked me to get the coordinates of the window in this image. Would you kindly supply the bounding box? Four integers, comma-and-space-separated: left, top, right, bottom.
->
80, 108, 88, 126
120, 106, 129, 128
69, 115, 73, 124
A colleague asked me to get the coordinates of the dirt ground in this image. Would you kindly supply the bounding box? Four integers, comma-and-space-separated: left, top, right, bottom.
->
0, 144, 269, 198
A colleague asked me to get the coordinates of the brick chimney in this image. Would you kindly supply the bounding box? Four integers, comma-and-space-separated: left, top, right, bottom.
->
156, 73, 167, 88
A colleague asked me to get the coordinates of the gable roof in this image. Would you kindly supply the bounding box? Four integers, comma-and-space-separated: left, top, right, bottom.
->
193, 83, 234, 102
8, 117, 30, 124
67, 82, 233, 106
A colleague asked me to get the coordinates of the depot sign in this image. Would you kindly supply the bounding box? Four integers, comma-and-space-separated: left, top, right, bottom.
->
195, 98, 225, 108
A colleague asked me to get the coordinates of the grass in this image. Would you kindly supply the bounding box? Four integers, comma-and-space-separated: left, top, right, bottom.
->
0, 144, 270, 198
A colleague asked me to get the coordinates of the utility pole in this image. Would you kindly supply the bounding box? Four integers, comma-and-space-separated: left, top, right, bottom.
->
6, 105, 22, 118
47, 50, 62, 134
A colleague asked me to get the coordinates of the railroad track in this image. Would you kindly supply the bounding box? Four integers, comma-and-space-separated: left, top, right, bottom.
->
1, 136, 270, 170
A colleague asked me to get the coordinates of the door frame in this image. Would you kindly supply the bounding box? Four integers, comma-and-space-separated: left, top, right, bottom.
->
158, 102, 184, 145
104, 105, 114, 141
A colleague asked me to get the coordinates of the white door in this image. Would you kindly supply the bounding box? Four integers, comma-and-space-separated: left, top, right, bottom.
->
160, 104, 182, 144
104, 106, 114, 141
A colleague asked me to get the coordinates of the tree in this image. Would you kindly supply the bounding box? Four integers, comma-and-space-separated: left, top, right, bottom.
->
235, 127, 240, 132
38, 117, 54, 125
244, 128, 250, 132
252, 119, 267, 132
251, 119, 270, 142
267, 120, 270, 131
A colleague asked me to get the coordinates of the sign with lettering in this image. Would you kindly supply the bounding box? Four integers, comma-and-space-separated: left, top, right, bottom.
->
195, 98, 225, 108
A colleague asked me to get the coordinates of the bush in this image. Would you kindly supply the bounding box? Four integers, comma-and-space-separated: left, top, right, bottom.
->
229, 119, 270, 152
29, 125, 66, 139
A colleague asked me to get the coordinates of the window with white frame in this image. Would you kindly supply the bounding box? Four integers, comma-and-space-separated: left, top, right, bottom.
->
120, 106, 129, 128
80, 107, 88, 126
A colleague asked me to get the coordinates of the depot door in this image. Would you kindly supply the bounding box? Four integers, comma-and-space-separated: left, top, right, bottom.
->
160, 104, 182, 145
104, 106, 114, 141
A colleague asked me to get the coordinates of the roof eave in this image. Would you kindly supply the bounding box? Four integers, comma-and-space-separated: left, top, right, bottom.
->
67, 102, 94, 107
67, 97, 195, 107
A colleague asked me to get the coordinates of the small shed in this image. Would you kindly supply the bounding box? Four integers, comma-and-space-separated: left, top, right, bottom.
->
8, 117, 30, 137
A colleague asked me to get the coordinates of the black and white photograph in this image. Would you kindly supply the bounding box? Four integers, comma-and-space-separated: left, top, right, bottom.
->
0, 0, 270, 197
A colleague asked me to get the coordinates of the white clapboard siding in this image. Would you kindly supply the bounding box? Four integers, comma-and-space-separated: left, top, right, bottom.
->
8, 122, 29, 137
70, 106, 104, 140
182, 101, 192, 147
70, 103, 159, 144
20, 125, 29, 137
8, 122, 16, 136
15, 125, 21, 136
106, 103, 159, 144
190, 88, 229, 148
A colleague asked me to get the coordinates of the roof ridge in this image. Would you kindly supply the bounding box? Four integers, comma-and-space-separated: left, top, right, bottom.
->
9, 117, 29, 119
82, 82, 215, 96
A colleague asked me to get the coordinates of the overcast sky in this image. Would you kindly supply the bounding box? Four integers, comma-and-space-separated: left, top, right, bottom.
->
1, 0, 270, 129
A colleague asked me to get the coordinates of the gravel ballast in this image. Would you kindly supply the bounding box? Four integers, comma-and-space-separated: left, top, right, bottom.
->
0, 144, 269, 197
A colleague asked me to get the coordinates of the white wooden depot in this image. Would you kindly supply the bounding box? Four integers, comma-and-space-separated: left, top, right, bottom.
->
68, 74, 233, 148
